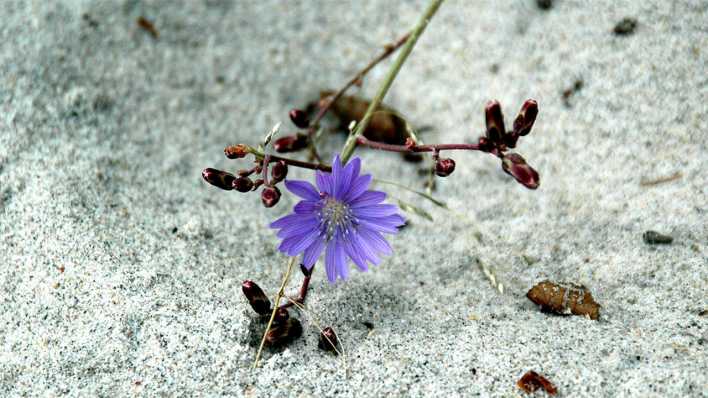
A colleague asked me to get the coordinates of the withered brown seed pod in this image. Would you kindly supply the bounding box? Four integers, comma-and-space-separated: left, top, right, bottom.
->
526, 280, 600, 320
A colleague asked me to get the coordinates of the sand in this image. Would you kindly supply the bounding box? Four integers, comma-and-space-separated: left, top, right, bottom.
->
0, 0, 706, 396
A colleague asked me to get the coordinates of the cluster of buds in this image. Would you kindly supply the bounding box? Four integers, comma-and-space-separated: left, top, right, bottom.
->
242, 266, 339, 349
202, 143, 289, 207
477, 100, 540, 189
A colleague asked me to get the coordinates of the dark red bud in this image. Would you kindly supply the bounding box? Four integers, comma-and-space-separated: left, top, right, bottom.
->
265, 318, 303, 347
504, 133, 520, 149
512, 99, 538, 137
318, 326, 340, 353
273, 307, 290, 324
224, 144, 249, 159
202, 168, 235, 190
273, 134, 309, 153
435, 158, 456, 177
232, 177, 254, 192
242, 280, 271, 315
485, 100, 506, 144
261, 186, 281, 207
289, 109, 310, 129
270, 160, 288, 183
501, 153, 540, 190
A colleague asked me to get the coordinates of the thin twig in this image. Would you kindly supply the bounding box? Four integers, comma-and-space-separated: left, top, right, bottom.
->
340, 0, 446, 163
252, 257, 297, 369
639, 171, 682, 187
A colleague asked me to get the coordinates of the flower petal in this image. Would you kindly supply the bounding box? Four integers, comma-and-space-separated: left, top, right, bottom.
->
343, 174, 372, 202
324, 240, 340, 283
357, 227, 393, 256
350, 231, 381, 266
349, 190, 386, 208
276, 218, 320, 239
285, 229, 320, 256
331, 155, 343, 198
316, 170, 332, 194
353, 203, 399, 218
357, 218, 399, 234
343, 235, 368, 272
284, 180, 320, 201
338, 157, 361, 199
270, 213, 313, 229
302, 238, 325, 269
294, 200, 320, 215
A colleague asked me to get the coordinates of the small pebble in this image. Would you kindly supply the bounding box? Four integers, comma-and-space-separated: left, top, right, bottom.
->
614, 18, 637, 36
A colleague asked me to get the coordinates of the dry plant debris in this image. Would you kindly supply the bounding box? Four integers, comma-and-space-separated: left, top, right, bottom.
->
526, 280, 600, 320
517, 370, 558, 395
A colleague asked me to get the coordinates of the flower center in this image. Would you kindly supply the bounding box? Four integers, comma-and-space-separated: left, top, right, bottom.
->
318, 196, 355, 241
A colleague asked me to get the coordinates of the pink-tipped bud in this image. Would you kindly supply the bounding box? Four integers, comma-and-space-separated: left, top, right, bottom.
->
242, 280, 271, 315
224, 144, 249, 159
318, 326, 340, 353
435, 158, 456, 177
265, 318, 302, 347
485, 100, 506, 144
232, 177, 254, 193
501, 153, 540, 190
270, 160, 288, 183
289, 109, 310, 129
512, 99, 538, 137
261, 186, 281, 207
273, 134, 309, 153
202, 168, 236, 190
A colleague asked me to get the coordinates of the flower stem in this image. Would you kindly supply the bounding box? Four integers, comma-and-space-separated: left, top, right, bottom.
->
252, 256, 297, 369
340, 0, 445, 163
357, 136, 484, 154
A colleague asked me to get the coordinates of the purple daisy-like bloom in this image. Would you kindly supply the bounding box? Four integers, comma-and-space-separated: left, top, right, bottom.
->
270, 155, 404, 283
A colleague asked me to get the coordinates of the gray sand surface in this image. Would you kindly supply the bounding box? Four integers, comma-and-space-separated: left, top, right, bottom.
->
1, 0, 706, 396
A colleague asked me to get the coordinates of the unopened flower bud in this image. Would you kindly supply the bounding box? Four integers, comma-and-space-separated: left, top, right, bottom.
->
232, 177, 254, 192
270, 160, 288, 183
242, 280, 271, 315
478, 136, 494, 152
265, 318, 303, 347
318, 326, 340, 353
261, 186, 281, 207
501, 153, 540, 190
289, 109, 310, 129
512, 99, 538, 137
224, 144, 249, 159
435, 158, 456, 177
273, 134, 309, 153
273, 307, 290, 324
485, 100, 506, 144
202, 168, 236, 190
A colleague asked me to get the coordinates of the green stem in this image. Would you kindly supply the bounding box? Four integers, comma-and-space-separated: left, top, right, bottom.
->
340, 0, 445, 163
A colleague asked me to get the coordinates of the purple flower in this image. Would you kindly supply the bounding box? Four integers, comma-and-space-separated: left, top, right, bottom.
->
270, 155, 404, 283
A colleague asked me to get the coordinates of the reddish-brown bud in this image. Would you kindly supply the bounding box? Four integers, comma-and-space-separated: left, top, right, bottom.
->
318, 326, 340, 353
289, 109, 310, 129
435, 158, 456, 177
477, 136, 494, 152
273, 307, 290, 324
202, 168, 236, 190
232, 177, 254, 192
485, 100, 506, 144
501, 153, 540, 189
261, 186, 281, 207
242, 280, 271, 315
512, 99, 538, 137
265, 318, 303, 347
273, 134, 309, 153
224, 144, 249, 159
270, 160, 288, 183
